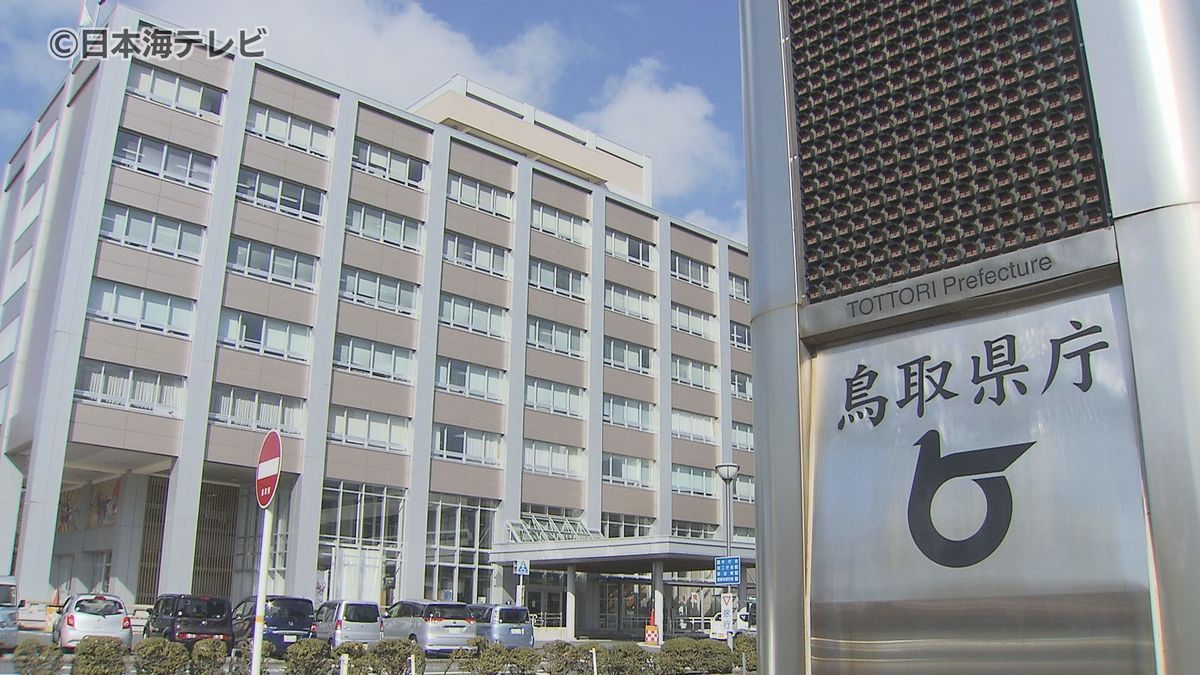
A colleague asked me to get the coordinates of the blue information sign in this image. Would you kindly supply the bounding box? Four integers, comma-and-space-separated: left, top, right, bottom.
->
715, 555, 741, 586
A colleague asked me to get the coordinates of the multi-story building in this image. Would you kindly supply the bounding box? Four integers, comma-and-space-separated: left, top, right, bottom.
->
0, 6, 754, 638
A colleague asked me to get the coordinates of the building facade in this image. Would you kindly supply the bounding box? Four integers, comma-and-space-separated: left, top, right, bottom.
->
0, 6, 755, 638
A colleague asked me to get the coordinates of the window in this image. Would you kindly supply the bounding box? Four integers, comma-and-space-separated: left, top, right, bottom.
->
127, 62, 223, 118
671, 409, 717, 444
731, 322, 752, 351
526, 316, 584, 358
601, 513, 654, 538
352, 139, 427, 189
235, 168, 324, 222
524, 377, 584, 418
532, 202, 588, 245
604, 283, 655, 321
327, 406, 411, 453
670, 252, 712, 288
672, 356, 715, 390
333, 335, 414, 382
529, 259, 586, 300
218, 308, 311, 361
602, 395, 654, 431
87, 279, 194, 336
101, 203, 203, 261
523, 440, 584, 478
228, 237, 317, 290
605, 229, 655, 268
671, 464, 716, 497
439, 294, 507, 339
444, 232, 509, 278
733, 526, 756, 543
601, 453, 653, 488
247, 103, 331, 157
516, 505, 590, 542
670, 303, 715, 339
75, 359, 184, 416
209, 384, 305, 436
433, 425, 502, 466
113, 131, 214, 189
732, 422, 755, 451
345, 202, 422, 252
340, 267, 419, 316
424, 494, 498, 604
731, 371, 753, 400
730, 274, 750, 302
435, 358, 505, 402
733, 475, 756, 503
672, 520, 718, 540
603, 337, 654, 375
448, 173, 512, 219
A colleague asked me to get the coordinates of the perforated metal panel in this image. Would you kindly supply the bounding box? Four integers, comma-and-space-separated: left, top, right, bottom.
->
789, 0, 1112, 303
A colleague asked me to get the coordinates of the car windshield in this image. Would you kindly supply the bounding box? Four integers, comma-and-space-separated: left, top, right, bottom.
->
75, 598, 124, 616
266, 598, 313, 622
343, 604, 378, 623
497, 608, 529, 624
178, 597, 229, 619
0, 585, 15, 607
424, 604, 471, 620
467, 606, 489, 622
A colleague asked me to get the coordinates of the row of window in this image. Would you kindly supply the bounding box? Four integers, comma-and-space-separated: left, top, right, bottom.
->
604, 283, 655, 322
114, 131, 214, 190
248, 103, 332, 158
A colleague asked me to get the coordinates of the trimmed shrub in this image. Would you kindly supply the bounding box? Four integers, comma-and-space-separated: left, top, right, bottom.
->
71, 636, 127, 675
732, 634, 757, 672
507, 646, 542, 675
330, 641, 374, 675
596, 642, 652, 675
692, 640, 733, 674
14, 639, 64, 675
370, 638, 425, 674
284, 638, 331, 675
656, 637, 700, 674
229, 639, 279, 675
133, 637, 190, 675
191, 637, 229, 675
540, 640, 581, 675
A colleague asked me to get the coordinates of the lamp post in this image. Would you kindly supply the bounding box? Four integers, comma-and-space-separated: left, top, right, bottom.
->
715, 462, 740, 650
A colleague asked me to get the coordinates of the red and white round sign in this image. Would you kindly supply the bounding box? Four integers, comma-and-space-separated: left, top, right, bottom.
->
255, 429, 282, 509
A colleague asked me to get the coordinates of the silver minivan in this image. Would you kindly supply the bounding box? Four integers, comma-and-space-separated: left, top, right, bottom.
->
313, 600, 382, 648
468, 604, 534, 649
382, 600, 476, 654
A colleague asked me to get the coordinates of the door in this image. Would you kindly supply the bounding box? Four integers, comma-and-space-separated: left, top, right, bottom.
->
231, 599, 252, 641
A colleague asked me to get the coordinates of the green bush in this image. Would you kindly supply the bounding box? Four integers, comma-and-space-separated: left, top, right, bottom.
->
14, 639, 64, 675
228, 638, 278, 675
370, 638, 425, 674
191, 637, 229, 675
596, 642, 652, 675
133, 637, 190, 674
691, 640, 733, 674
507, 646, 542, 675
656, 637, 699, 674
732, 634, 757, 672
284, 638, 331, 675
71, 636, 127, 675
540, 640, 584, 675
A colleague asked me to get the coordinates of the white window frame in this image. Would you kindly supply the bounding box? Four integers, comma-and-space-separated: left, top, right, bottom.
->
126, 61, 223, 120
340, 267, 419, 317
732, 422, 755, 451
75, 359, 184, 416
601, 513, 654, 538
672, 520, 718, 539
432, 424, 502, 466
247, 102, 332, 157
531, 202, 589, 245
327, 405, 412, 453
671, 356, 716, 391
731, 371, 753, 400
87, 279, 194, 336
101, 202, 203, 262
443, 232, 509, 278
218, 308, 311, 362
524, 377, 585, 418
733, 526, 757, 543
604, 283, 655, 322
523, 440, 584, 479
733, 475, 756, 503
113, 130, 214, 190
601, 453, 654, 488
604, 229, 655, 268
730, 273, 750, 303
345, 201, 423, 252
671, 409, 717, 444
670, 303, 716, 339
526, 316, 585, 358
332, 334, 414, 383
352, 139, 427, 189
602, 394, 655, 432
235, 167, 324, 222
448, 172, 512, 220
529, 258, 587, 301
671, 464, 717, 497
438, 293, 508, 339
603, 337, 655, 375
227, 237, 317, 290
731, 321, 753, 351
670, 251, 713, 288
435, 357, 506, 402
209, 384, 306, 436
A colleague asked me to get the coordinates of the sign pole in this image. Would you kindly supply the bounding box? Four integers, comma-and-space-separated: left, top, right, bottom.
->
250, 502, 272, 674
250, 430, 283, 675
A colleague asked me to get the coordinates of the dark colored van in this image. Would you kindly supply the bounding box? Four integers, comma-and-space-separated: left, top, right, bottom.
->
232, 596, 315, 656
144, 594, 234, 649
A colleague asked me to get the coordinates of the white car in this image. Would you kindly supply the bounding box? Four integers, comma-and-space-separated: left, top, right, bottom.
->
53, 594, 133, 652
706, 601, 757, 640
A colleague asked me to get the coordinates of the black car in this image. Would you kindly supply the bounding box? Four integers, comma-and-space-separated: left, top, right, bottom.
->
232, 595, 314, 656
144, 594, 234, 648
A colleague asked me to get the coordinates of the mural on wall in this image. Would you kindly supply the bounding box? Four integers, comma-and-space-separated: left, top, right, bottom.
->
89, 478, 121, 528
57, 488, 82, 533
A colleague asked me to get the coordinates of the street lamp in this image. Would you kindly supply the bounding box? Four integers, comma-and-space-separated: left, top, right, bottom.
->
715, 462, 740, 649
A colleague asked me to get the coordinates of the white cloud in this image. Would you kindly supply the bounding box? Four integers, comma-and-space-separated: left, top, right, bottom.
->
683, 201, 747, 244
133, 0, 569, 109
575, 58, 737, 203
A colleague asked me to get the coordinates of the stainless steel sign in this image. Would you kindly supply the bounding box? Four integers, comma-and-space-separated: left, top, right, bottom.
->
808, 286, 1155, 672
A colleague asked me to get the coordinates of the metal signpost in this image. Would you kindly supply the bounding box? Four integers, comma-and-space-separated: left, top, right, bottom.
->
251, 430, 282, 675
514, 559, 529, 606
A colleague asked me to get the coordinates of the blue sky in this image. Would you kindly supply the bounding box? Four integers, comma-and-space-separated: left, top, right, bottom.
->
0, 1, 747, 241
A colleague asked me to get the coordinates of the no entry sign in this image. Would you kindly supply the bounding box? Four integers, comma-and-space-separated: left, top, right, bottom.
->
255, 430, 282, 509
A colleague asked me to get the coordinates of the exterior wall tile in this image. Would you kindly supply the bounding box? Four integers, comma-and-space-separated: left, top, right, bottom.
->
212, 346, 310, 399
205, 423, 304, 473
230, 202, 323, 257
241, 134, 328, 190
342, 233, 424, 285
328, 370, 414, 418
347, 171, 428, 223
80, 320, 191, 376
601, 425, 657, 461
222, 273, 315, 326
324, 442, 411, 488
531, 172, 589, 217
69, 402, 181, 456
521, 474, 585, 510
448, 141, 516, 191
435, 326, 508, 371
601, 483, 657, 517
524, 347, 586, 388
429, 459, 504, 499
94, 240, 200, 300
335, 301, 418, 349
356, 106, 434, 161
431, 391, 505, 434
107, 166, 210, 225
440, 263, 510, 308
523, 409, 585, 448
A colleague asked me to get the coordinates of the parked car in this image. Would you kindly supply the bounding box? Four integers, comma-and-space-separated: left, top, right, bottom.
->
382, 600, 476, 654
232, 595, 315, 656
52, 593, 133, 652
468, 604, 534, 649
313, 600, 382, 648
144, 594, 234, 649
0, 576, 20, 652
706, 600, 757, 640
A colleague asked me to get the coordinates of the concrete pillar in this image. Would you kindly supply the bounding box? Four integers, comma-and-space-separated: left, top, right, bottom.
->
565, 565, 577, 641
0, 455, 22, 576
110, 474, 146, 603
652, 561, 665, 643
